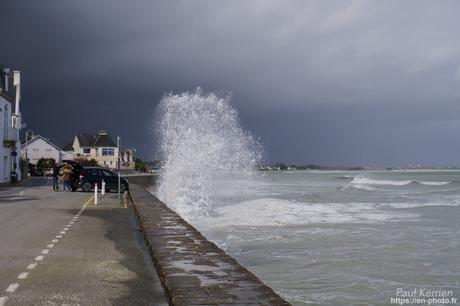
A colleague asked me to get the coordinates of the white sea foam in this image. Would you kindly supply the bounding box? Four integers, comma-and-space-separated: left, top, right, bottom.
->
202, 198, 417, 229
341, 184, 379, 192
382, 200, 460, 209
418, 181, 451, 186
350, 176, 451, 187
155, 88, 261, 221
351, 176, 412, 186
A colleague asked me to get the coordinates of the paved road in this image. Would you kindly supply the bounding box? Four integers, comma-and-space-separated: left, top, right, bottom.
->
0, 178, 168, 305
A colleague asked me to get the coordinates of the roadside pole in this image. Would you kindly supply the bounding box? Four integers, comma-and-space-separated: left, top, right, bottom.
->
94, 183, 98, 205
101, 180, 105, 195
117, 136, 121, 204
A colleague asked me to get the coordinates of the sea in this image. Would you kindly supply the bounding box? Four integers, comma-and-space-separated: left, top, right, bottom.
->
154, 90, 460, 305
197, 170, 460, 305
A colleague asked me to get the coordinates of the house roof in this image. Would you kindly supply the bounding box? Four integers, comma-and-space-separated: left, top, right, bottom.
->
62, 141, 74, 151
0, 66, 17, 103
64, 131, 117, 151
0, 91, 14, 103
21, 135, 63, 152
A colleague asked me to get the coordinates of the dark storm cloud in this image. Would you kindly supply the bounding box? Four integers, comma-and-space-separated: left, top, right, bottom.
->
2, 0, 460, 165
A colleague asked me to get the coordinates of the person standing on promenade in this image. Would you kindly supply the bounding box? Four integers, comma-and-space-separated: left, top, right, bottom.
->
52, 163, 60, 191
62, 163, 72, 191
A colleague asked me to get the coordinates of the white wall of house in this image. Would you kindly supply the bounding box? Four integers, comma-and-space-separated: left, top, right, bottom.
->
0, 97, 11, 183
21, 136, 61, 165
60, 151, 74, 161
0, 96, 16, 183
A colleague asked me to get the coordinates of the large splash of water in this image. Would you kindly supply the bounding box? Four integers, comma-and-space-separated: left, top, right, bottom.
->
155, 88, 262, 222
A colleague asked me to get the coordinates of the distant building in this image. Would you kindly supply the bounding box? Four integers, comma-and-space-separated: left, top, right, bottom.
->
121, 148, 135, 170
21, 134, 73, 165
0, 67, 23, 183
63, 130, 119, 169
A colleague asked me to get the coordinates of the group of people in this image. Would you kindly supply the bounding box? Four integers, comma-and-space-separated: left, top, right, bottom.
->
52, 163, 74, 192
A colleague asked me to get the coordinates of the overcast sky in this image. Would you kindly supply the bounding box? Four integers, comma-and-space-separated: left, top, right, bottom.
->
2, 1, 460, 166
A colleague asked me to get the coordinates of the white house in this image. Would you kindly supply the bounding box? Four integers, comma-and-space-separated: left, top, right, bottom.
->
63, 130, 119, 169
21, 135, 74, 165
0, 67, 23, 184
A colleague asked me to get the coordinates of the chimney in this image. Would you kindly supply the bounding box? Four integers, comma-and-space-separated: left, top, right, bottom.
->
13, 71, 20, 116
98, 129, 108, 136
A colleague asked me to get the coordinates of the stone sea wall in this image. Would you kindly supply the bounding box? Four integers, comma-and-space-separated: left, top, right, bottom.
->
129, 184, 290, 305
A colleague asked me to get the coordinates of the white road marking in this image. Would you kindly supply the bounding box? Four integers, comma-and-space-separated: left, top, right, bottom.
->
17, 272, 28, 279
0, 193, 93, 303
6, 283, 19, 293
0, 296, 8, 306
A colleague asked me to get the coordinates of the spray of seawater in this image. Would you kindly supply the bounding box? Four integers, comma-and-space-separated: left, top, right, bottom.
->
155, 88, 262, 222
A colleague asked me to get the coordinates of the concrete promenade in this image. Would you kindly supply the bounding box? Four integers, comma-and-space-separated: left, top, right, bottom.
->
0, 178, 168, 305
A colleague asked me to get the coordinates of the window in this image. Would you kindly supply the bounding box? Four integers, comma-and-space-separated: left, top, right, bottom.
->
83, 148, 91, 156
4, 105, 8, 136
3, 156, 7, 177
102, 170, 116, 177
102, 148, 114, 156
86, 168, 101, 177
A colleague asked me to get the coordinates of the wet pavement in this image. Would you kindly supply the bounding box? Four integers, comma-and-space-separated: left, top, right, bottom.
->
0, 177, 168, 306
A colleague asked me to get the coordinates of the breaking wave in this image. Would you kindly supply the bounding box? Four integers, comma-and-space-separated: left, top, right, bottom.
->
155, 88, 262, 221
350, 176, 451, 187
341, 184, 379, 192
203, 198, 418, 229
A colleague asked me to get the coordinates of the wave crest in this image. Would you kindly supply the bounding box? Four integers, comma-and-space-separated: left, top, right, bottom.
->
350, 176, 451, 187
155, 88, 262, 221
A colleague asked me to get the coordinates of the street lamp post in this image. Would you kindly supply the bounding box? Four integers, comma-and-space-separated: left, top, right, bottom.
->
117, 136, 121, 204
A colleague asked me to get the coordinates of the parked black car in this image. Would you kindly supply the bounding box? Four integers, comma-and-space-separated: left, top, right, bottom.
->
79, 167, 129, 193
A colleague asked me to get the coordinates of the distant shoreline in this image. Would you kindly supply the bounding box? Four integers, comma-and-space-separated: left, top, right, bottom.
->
257, 165, 460, 172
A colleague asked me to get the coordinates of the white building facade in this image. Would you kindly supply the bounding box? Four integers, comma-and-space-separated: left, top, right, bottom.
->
21, 135, 73, 165
63, 130, 119, 169
0, 67, 23, 183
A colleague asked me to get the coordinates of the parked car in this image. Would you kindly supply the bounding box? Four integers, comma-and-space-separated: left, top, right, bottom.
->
79, 167, 129, 193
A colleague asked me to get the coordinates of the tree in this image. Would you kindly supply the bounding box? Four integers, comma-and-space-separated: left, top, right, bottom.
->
75, 158, 99, 167
134, 157, 147, 172
37, 158, 56, 169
